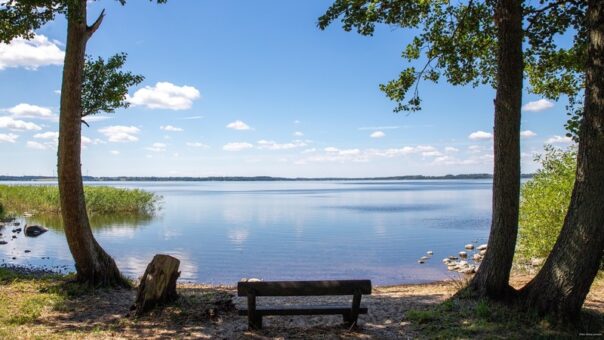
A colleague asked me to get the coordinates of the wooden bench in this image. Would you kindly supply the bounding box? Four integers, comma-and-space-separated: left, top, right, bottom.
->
237, 279, 372, 329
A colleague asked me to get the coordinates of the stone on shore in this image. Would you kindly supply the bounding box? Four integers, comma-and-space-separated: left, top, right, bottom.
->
464, 244, 474, 250
477, 244, 488, 251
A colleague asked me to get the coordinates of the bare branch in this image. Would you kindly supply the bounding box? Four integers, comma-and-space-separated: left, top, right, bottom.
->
86, 9, 105, 38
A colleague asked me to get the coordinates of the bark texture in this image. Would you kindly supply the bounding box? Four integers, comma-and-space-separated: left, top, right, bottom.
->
134, 254, 180, 316
519, 0, 604, 321
465, 0, 523, 298
58, 0, 128, 287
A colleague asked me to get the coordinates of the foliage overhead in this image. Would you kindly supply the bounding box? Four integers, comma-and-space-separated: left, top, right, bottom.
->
318, 0, 586, 135
82, 53, 144, 120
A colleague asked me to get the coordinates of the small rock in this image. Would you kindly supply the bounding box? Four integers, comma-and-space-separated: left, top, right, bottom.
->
460, 267, 476, 274
477, 244, 488, 251
427, 251, 434, 256
12, 235, 16, 239
13, 222, 20, 226
459, 251, 468, 258
479, 249, 487, 256
11, 257, 16, 260
465, 244, 475, 250
473, 254, 482, 262
418, 260, 425, 264
458, 260, 468, 267
24, 250, 31, 253
12, 228, 22, 233
25, 225, 48, 237
442, 258, 451, 263
448, 256, 459, 260
420, 256, 429, 261
248, 278, 262, 282
447, 265, 458, 271
0, 241, 7, 245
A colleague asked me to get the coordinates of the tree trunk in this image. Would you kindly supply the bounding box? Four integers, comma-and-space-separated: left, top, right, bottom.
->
133, 254, 180, 316
518, 0, 604, 321
464, 0, 523, 299
58, 0, 128, 287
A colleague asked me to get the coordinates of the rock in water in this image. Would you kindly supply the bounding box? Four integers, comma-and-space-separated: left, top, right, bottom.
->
24, 225, 48, 237
459, 251, 468, 258
0, 241, 7, 245
477, 244, 488, 251
133, 254, 181, 316
464, 244, 475, 250
427, 251, 434, 255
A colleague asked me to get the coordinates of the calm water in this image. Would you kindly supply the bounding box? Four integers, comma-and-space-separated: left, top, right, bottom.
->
0, 180, 492, 285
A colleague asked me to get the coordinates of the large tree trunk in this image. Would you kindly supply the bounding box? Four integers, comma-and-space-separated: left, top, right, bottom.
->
518, 0, 604, 321
464, 0, 523, 299
58, 0, 128, 287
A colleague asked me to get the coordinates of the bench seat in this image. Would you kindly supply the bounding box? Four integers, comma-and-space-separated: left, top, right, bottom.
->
238, 304, 368, 316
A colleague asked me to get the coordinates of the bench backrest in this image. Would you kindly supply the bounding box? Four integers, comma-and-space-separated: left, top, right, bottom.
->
237, 280, 372, 297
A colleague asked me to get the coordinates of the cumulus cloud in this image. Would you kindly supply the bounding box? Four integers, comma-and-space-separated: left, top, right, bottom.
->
7, 103, 53, 118
546, 135, 573, 144
223, 142, 253, 151
98, 125, 140, 142
186, 142, 209, 148
0, 34, 64, 70
445, 146, 459, 153
33, 131, 59, 139
127, 82, 200, 110
226, 120, 251, 130
26, 140, 48, 150
0, 116, 42, 130
468, 130, 493, 140
520, 130, 537, 138
146, 142, 167, 152
257, 139, 307, 150
522, 99, 554, 112
160, 125, 183, 132
370, 131, 385, 138
0, 133, 18, 143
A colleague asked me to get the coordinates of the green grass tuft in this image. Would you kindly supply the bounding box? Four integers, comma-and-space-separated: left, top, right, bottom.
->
0, 184, 160, 216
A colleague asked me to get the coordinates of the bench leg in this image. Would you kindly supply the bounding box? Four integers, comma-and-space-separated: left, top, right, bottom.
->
249, 315, 263, 330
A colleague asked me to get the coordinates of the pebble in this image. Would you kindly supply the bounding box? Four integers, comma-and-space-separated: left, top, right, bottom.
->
477, 244, 488, 251
0, 241, 7, 245
465, 244, 475, 250
473, 254, 482, 262
479, 249, 487, 255
427, 251, 434, 256
420, 256, 429, 261
448, 256, 459, 260
418, 260, 425, 264
459, 251, 468, 258
24, 250, 31, 253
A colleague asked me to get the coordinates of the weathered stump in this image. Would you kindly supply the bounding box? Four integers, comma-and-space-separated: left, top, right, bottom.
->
133, 254, 180, 316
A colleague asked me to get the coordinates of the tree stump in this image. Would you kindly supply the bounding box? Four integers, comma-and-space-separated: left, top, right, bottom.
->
133, 254, 180, 316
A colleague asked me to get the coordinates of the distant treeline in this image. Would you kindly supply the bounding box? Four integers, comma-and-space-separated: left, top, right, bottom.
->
0, 174, 533, 182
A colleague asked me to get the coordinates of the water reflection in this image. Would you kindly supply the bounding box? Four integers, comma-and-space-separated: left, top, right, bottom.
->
26, 213, 154, 231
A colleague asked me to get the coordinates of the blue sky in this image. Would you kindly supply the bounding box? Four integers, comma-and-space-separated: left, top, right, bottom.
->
0, 1, 574, 177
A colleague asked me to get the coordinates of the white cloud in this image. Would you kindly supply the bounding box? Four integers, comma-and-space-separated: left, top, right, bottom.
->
546, 135, 573, 144
98, 125, 140, 142
370, 131, 385, 138
223, 142, 253, 151
7, 103, 53, 118
146, 142, 167, 152
445, 146, 459, 153
522, 99, 554, 112
26, 140, 47, 150
127, 82, 200, 110
33, 131, 59, 139
520, 130, 537, 138
0, 34, 64, 70
226, 120, 251, 130
293, 131, 304, 137
324, 147, 339, 153
257, 139, 307, 150
180, 115, 203, 120
468, 130, 493, 140
186, 142, 209, 148
0, 133, 18, 143
160, 125, 183, 132
302, 148, 316, 154
110, 150, 120, 155
468, 145, 483, 153
0, 116, 42, 131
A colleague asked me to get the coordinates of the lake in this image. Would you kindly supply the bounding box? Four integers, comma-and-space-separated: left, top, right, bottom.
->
0, 180, 492, 285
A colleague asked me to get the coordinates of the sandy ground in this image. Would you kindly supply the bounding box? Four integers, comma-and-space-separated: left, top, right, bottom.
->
23, 274, 601, 339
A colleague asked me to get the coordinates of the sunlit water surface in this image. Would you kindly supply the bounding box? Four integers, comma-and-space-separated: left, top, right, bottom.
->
0, 180, 492, 285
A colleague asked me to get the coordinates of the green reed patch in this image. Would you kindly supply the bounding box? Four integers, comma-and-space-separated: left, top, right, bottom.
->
0, 185, 160, 215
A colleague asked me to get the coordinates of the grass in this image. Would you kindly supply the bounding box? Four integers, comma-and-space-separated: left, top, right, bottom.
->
405, 296, 603, 338
0, 185, 160, 216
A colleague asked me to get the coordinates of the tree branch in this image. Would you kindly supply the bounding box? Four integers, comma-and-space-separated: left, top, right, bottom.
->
86, 9, 105, 39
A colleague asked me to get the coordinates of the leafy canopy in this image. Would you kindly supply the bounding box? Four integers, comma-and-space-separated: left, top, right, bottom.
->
82, 53, 144, 120
318, 0, 586, 136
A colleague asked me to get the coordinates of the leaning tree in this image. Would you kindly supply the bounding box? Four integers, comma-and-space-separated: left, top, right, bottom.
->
0, 0, 163, 286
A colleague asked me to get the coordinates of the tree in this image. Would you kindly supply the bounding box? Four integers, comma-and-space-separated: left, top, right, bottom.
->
518, 0, 604, 321
319, 0, 522, 298
0, 0, 161, 286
